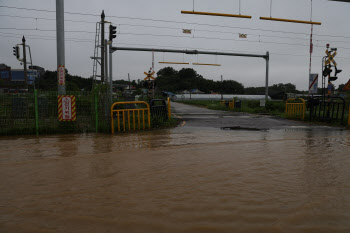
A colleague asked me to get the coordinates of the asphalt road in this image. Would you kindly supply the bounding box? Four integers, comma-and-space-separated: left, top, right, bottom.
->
171, 101, 338, 130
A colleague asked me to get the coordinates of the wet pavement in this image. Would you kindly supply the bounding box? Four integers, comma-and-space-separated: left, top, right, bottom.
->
1, 102, 350, 233
171, 101, 342, 130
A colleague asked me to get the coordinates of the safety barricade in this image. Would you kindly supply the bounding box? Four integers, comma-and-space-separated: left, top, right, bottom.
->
111, 101, 151, 134
229, 100, 234, 110
285, 98, 305, 120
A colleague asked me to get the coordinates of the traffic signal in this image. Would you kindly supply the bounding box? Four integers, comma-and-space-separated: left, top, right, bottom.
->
13, 45, 19, 59
109, 25, 117, 41
329, 76, 338, 82
335, 66, 342, 75
323, 67, 332, 77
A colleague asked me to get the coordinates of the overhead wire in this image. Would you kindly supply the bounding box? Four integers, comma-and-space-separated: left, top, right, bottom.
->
2, 5, 350, 40
2, 5, 350, 59
2, 25, 350, 50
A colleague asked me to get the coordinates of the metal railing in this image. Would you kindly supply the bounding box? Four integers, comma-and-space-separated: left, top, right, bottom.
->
150, 99, 168, 121
0, 90, 111, 135
110, 101, 151, 134
285, 98, 305, 120
308, 96, 346, 124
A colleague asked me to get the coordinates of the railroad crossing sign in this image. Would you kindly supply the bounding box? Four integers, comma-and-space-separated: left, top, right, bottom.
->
325, 50, 337, 66
343, 79, 350, 91
309, 73, 318, 94
144, 71, 155, 81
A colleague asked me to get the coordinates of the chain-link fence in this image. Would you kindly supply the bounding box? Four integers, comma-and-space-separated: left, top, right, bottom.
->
0, 90, 113, 135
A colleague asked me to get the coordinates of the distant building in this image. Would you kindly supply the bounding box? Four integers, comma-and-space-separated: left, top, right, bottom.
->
0, 69, 40, 85
0, 68, 41, 93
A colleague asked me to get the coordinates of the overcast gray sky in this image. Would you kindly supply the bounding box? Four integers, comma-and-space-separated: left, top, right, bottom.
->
1, 0, 350, 90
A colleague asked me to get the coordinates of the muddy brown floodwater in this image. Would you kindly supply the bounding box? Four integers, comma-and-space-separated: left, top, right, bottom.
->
1, 126, 350, 233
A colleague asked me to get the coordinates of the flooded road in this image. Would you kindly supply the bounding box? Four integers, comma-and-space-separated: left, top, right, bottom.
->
1, 103, 350, 233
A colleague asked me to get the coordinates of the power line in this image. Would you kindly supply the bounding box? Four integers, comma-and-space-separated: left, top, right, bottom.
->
0, 31, 93, 42
0, 27, 95, 34
117, 32, 350, 50
2, 33, 350, 60
4, 13, 350, 44
2, 25, 350, 50
3, 4, 350, 40
0, 34, 93, 43
0, 14, 96, 23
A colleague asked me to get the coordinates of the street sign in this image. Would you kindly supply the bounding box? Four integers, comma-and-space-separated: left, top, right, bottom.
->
309, 73, 318, 94
325, 50, 337, 66
58, 95, 76, 121
343, 79, 350, 91
239, 34, 247, 38
58, 65, 65, 85
144, 71, 155, 81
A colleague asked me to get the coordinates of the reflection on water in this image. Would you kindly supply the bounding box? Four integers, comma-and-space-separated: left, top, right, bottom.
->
1, 127, 350, 233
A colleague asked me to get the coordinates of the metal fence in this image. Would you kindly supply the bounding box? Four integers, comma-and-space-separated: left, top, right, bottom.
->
308, 96, 346, 124
0, 90, 112, 135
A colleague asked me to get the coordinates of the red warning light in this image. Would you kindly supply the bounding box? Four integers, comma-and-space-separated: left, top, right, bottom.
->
326, 44, 330, 48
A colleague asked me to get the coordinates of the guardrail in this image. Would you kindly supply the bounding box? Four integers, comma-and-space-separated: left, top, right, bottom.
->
111, 101, 151, 134
285, 98, 305, 120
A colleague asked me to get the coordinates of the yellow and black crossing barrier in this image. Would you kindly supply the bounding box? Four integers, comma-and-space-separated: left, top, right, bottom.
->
111, 101, 151, 134
285, 98, 305, 120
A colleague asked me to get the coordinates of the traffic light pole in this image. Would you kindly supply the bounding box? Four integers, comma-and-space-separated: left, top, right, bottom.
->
22, 36, 28, 90
111, 46, 270, 102
101, 11, 105, 84
109, 41, 113, 97
105, 39, 108, 83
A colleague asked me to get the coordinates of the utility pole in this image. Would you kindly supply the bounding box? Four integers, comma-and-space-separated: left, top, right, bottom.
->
128, 73, 131, 94
221, 75, 223, 100
101, 10, 105, 84
22, 36, 28, 90
56, 0, 65, 94
109, 41, 113, 97
265, 51, 270, 102
105, 39, 108, 83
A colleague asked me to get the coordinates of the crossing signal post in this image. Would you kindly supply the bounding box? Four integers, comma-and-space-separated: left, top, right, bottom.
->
322, 45, 342, 97
109, 25, 117, 41
144, 70, 155, 98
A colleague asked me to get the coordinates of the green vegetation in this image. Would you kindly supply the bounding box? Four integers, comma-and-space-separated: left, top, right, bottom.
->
155, 67, 244, 94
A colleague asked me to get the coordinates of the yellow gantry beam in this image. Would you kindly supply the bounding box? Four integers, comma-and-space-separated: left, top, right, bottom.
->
192, 63, 221, 66
260, 17, 321, 25
181, 10, 252, 19
159, 62, 190, 65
